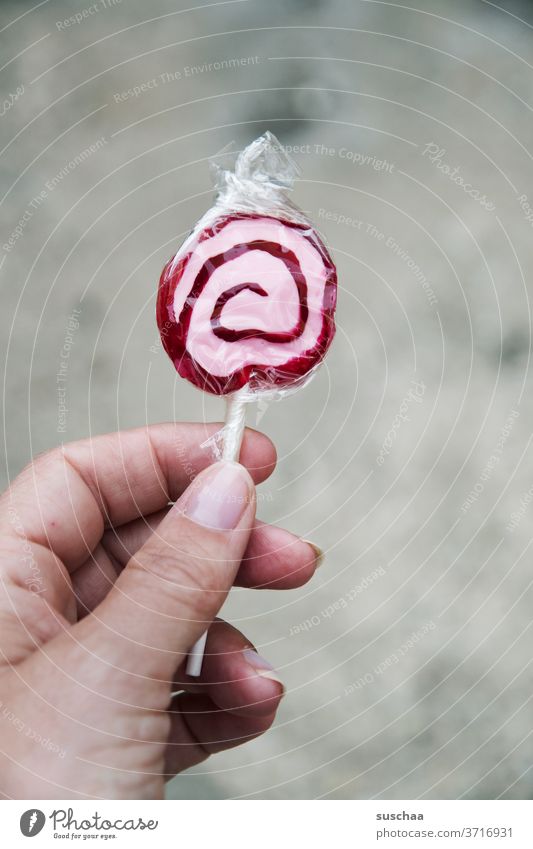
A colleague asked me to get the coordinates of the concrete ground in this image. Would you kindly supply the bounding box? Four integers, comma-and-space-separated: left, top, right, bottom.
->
2, 0, 533, 799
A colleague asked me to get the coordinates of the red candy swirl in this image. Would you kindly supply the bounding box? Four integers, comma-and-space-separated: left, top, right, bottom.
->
157, 213, 337, 395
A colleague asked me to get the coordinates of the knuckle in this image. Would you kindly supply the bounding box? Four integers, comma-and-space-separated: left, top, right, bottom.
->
129, 528, 232, 620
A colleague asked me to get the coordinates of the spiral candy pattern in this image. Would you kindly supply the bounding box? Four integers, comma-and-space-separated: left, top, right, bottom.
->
157, 213, 337, 395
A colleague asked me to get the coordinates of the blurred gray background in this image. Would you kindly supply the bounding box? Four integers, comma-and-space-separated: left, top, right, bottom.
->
2, 0, 533, 799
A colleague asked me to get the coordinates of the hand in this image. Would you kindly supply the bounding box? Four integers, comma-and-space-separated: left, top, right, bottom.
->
0, 423, 320, 799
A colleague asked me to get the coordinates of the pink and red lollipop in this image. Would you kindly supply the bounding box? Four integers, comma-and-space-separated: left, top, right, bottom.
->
156, 135, 337, 675
157, 212, 337, 396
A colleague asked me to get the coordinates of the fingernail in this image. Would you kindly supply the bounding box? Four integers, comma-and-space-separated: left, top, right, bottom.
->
243, 649, 284, 687
302, 540, 325, 569
179, 461, 253, 530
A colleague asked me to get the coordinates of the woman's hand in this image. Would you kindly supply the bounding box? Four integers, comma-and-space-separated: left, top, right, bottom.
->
0, 423, 320, 799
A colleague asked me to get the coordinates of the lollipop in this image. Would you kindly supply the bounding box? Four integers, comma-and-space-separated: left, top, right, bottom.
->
157, 133, 337, 674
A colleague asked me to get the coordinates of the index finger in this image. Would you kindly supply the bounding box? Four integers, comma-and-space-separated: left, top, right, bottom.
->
0, 423, 276, 571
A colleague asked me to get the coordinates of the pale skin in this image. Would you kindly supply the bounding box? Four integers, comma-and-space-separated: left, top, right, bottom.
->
0, 423, 320, 799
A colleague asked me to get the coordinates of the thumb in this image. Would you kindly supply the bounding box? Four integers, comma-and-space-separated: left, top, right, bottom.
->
91, 461, 256, 680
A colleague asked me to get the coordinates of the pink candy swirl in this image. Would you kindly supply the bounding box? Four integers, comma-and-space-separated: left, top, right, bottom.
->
157, 213, 337, 395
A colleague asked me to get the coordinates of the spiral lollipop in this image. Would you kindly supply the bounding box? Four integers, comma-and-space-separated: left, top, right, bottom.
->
156, 134, 337, 674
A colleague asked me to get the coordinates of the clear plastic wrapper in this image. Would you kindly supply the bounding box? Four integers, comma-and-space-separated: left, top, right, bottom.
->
156, 131, 337, 399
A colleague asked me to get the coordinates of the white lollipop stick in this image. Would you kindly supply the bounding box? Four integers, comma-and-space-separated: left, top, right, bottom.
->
186, 388, 248, 677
